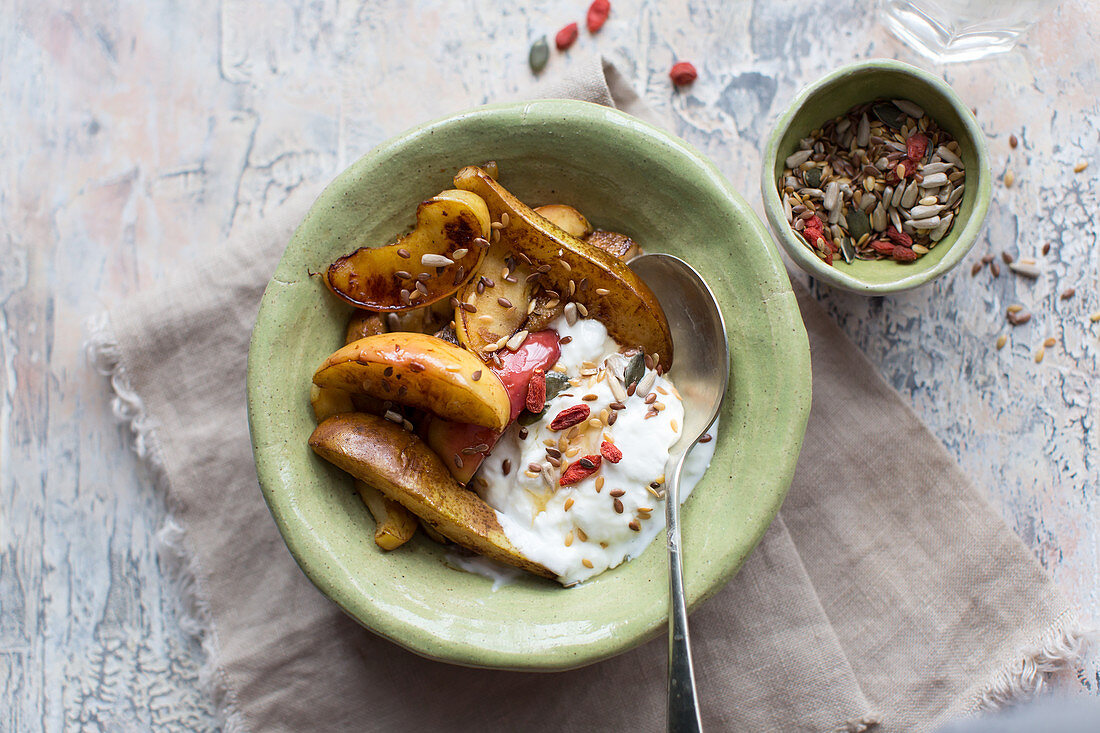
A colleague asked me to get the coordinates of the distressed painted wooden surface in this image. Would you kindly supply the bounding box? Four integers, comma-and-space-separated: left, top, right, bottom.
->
2, 0, 1097, 729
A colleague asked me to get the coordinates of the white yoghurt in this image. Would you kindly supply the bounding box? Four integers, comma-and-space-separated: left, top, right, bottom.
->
471, 316, 717, 586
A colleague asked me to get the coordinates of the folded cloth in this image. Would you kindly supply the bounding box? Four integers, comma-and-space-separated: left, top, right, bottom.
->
89, 56, 1091, 732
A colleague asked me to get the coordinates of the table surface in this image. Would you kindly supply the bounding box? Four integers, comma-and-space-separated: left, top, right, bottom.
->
3, 0, 1098, 729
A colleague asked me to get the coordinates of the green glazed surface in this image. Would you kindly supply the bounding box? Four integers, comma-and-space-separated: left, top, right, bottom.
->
762, 59, 991, 294
247, 100, 811, 670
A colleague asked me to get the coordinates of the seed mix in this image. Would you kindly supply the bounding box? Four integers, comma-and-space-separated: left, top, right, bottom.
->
779, 98, 966, 266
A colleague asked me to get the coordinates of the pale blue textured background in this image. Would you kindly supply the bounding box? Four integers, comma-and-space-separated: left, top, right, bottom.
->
2, 0, 1097, 729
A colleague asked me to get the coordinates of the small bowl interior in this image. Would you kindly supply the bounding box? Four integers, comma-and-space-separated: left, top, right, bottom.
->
248, 100, 811, 670
764, 61, 990, 293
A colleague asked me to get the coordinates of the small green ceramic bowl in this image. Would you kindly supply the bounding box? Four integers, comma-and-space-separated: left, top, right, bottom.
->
248, 100, 811, 670
761, 59, 991, 294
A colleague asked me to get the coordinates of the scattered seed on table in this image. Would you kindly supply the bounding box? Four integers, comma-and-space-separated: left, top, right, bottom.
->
555, 22, 578, 50
1074, 161, 1088, 173
529, 36, 549, 73
1007, 304, 1024, 315
1004, 171, 1016, 188
1043, 337, 1057, 348
1089, 311, 1100, 323
669, 61, 697, 86
1009, 259, 1041, 278
587, 0, 611, 32
1061, 288, 1075, 300
990, 261, 1001, 277
1009, 134, 1018, 149
971, 262, 983, 277
1042, 243, 1051, 255
1002, 252, 1014, 264
1034, 347, 1045, 363
982, 254, 994, 264
996, 335, 1007, 350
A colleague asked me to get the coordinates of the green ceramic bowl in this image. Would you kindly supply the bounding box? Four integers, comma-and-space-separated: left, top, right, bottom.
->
247, 100, 811, 670
762, 59, 991, 294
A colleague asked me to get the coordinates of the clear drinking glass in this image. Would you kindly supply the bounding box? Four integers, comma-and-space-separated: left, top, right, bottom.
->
881, 0, 1056, 62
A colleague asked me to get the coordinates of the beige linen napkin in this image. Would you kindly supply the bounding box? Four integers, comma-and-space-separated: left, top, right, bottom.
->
90, 57, 1090, 732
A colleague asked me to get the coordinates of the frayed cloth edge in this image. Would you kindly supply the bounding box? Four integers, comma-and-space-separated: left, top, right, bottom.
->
85, 312, 250, 733
972, 609, 1098, 713
835, 714, 881, 732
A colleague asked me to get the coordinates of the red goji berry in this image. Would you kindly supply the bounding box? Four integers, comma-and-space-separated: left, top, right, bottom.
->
560, 455, 602, 485
599, 441, 622, 463
587, 0, 610, 33
892, 246, 918, 262
555, 22, 579, 50
669, 61, 697, 86
885, 226, 912, 247
525, 369, 546, 413
906, 133, 929, 161
549, 404, 590, 431
870, 239, 897, 256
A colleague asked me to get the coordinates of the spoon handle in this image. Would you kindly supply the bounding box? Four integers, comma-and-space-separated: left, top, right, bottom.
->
666, 458, 703, 733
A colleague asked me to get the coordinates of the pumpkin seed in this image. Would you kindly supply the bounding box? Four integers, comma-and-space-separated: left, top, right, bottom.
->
529, 37, 549, 73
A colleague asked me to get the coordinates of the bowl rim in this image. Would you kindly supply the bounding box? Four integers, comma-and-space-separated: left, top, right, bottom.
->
760, 58, 991, 295
248, 98, 812, 670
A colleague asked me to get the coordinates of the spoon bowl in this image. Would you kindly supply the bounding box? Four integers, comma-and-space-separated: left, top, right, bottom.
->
630, 253, 729, 732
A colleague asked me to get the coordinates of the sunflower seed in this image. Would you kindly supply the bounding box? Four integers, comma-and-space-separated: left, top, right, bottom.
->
909, 203, 944, 218
636, 369, 657, 397
857, 113, 870, 147
936, 146, 962, 166
786, 149, 813, 168
929, 214, 953, 241
564, 302, 578, 326
506, 330, 528, 351
920, 172, 949, 188
946, 185, 965, 208
871, 203, 886, 232
892, 99, 924, 118
900, 179, 920, 208
920, 162, 952, 175
1009, 259, 1040, 278
421, 253, 454, 267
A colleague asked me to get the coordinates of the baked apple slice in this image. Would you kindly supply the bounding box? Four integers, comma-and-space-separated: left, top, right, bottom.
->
309, 413, 555, 578
313, 332, 510, 430
453, 166, 673, 367
325, 189, 491, 312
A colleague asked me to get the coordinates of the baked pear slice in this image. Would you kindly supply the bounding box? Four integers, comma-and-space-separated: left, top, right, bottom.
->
355, 479, 417, 550
452, 237, 534, 359
453, 166, 673, 367
533, 204, 592, 238
313, 332, 510, 430
309, 413, 555, 578
325, 189, 491, 312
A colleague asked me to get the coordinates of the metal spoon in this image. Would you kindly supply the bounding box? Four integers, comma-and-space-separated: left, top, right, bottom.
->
629, 253, 729, 733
